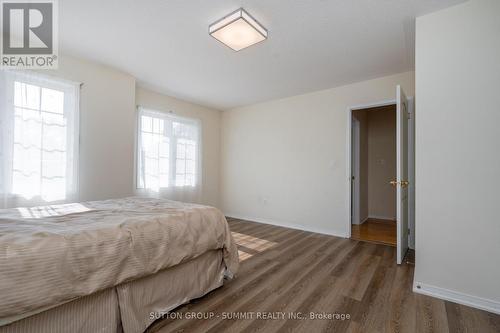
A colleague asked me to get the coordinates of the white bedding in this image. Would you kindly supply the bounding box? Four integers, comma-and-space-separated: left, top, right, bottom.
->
0, 197, 239, 321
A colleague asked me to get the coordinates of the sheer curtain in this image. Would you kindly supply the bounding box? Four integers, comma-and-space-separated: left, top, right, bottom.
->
0, 70, 80, 209
136, 107, 202, 203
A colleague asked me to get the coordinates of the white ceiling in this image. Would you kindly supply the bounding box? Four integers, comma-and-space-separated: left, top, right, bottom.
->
60, 0, 466, 110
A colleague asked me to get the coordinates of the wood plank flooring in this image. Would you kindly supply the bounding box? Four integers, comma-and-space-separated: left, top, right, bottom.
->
351, 218, 397, 246
148, 218, 499, 333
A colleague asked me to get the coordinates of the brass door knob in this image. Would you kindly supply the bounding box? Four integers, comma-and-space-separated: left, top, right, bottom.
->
390, 180, 409, 188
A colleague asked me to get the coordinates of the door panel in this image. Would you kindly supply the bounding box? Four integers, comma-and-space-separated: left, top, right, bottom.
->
396, 85, 409, 264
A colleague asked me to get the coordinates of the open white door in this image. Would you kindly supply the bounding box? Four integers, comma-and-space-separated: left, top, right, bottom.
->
396, 85, 409, 264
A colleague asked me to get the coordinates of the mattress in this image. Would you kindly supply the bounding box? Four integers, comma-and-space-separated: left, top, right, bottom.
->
0, 249, 226, 333
0, 288, 121, 333
117, 249, 225, 333
0, 197, 239, 322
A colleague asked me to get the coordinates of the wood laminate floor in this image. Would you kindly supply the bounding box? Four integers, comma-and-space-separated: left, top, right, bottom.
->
149, 218, 499, 333
351, 219, 397, 246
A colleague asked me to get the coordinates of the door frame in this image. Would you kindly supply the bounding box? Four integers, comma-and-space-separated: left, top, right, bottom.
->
407, 97, 415, 249
346, 99, 396, 239
346, 97, 415, 247
351, 116, 361, 225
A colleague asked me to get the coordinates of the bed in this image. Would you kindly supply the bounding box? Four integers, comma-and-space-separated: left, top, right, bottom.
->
0, 197, 239, 333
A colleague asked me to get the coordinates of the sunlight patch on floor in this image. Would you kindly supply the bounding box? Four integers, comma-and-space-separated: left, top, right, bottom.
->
231, 231, 278, 261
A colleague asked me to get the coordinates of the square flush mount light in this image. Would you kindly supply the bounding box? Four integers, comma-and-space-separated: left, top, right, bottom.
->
209, 8, 268, 51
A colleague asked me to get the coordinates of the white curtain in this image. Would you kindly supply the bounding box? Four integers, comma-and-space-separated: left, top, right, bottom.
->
0, 70, 80, 209
136, 107, 202, 204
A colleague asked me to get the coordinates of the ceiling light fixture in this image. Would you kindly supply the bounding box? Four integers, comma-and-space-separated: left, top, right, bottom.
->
209, 8, 268, 51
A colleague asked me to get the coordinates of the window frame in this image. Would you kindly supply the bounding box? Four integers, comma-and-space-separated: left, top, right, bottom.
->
135, 107, 201, 191
0, 70, 80, 205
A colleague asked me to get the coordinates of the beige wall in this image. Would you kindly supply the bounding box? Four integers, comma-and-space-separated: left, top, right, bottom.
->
135, 88, 222, 208
46, 55, 222, 207
49, 55, 137, 201
221, 71, 414, 236
367, 106, 396, 220
415, 0, 500, 311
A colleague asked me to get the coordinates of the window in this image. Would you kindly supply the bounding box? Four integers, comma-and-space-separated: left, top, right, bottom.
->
0, 71, 79, 206
136, 107, 200, 191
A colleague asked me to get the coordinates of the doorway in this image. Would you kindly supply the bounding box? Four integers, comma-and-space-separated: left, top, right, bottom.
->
347, 86, 414, 264
350, 104, 397, 247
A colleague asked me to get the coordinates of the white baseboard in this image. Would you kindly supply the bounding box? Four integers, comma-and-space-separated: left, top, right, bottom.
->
413, 282, 500, 315
225, 213, 349, 238
360, 216, 369, 224
368, 215, 396, 221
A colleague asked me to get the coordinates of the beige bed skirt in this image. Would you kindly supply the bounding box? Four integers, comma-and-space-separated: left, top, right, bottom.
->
0, 250, 225, 333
